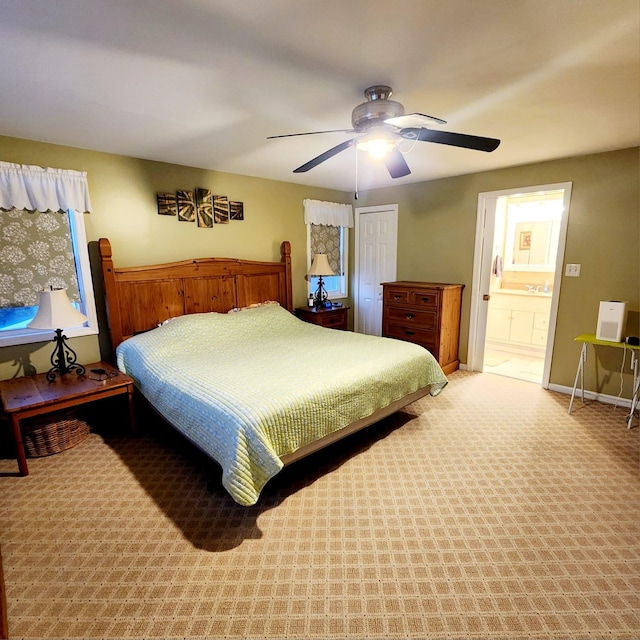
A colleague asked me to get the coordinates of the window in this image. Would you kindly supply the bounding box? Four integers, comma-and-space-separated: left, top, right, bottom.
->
307, 223, 348, 299
0, 162, 97, 347
304, 199, 353, 301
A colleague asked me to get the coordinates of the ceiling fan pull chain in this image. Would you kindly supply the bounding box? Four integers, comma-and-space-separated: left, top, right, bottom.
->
354, 145, 359, 200
400, 136, 419, 155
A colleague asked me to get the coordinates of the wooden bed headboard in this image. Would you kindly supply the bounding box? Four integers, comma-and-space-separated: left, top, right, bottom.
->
98, 238, 293, 349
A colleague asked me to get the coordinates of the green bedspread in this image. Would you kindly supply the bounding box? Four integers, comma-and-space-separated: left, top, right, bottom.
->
116, 303, 447, 505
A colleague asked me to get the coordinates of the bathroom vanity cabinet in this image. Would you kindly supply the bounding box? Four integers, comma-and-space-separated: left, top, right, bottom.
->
486, 291, 552, 350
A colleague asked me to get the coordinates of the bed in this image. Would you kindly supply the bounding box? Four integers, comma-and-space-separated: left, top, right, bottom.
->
99, 239, 448, 505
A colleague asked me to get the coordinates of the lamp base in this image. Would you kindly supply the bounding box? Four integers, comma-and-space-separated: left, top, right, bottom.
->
312, 276, 331, 309
46, 329, 86, 383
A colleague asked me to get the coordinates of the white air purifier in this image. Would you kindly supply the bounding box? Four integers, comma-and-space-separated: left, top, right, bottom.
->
596, 300, 627, 342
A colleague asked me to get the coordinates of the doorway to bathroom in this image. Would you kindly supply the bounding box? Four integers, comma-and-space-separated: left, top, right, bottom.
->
468, 183, 572, 387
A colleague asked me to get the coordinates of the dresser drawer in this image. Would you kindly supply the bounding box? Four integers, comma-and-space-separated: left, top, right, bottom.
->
384, 287, 439, 308
385, 306, 437, 329
316, 312, 347, 329
384, 287, 411, 305
384, 323, 437, 348
408, 289, 439, 308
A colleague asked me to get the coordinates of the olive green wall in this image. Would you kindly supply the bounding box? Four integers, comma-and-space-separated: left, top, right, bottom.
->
1, 136, 638, 398
352, 147, 640, 394
0, 135, 349, 380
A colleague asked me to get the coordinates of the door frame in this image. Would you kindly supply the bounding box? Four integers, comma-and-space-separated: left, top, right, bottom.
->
353, 203, 398, 334
468, 182, 572, 388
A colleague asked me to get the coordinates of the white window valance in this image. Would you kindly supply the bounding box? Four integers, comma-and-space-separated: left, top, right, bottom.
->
0, 162, 92, 213
303, 199, 353, 228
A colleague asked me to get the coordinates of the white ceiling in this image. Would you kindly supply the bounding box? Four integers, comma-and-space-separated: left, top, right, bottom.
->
1, 0, 638, 193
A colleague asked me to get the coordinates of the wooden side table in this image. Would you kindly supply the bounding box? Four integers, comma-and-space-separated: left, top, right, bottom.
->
0, 361, 135, 476
295, 305, 350, 330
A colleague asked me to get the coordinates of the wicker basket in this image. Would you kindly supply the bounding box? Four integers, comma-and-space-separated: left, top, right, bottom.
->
21, 412, 90, 458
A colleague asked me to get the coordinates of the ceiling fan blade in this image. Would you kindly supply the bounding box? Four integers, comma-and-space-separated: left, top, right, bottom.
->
384, 147, 411, 178
293, 138, 357, 173
267, 129, 354, 139
385, 112, 447, 128
401, 127, 501, 152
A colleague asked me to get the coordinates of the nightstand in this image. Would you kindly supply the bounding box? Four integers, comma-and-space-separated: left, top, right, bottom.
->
0, 361, 135, 476
295, 305, 350, 330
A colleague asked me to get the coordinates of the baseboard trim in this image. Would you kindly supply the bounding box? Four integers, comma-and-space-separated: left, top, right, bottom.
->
547, 383, 633, 409
458, 365, 633, 410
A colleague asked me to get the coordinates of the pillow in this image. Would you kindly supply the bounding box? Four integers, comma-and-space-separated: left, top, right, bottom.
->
228, 301, 280, 313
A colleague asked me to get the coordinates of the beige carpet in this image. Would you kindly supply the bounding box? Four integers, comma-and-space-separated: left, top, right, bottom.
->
1, 371, 638, 640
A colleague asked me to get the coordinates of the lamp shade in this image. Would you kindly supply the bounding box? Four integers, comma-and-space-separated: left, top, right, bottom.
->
307, 253, 336, 277
27, 288, 87, 330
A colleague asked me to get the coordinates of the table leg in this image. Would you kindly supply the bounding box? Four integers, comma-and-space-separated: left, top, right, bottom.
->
9, 415, 28, 476
568, 342, 587, 415
0, 545, 8, 640
627, 352, 639, 429
126, 385, 137, 434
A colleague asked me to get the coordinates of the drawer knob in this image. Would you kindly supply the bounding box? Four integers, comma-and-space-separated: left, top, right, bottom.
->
405, 313, 415, 320
421, 297, 431, 303
404, 330, 415, 336
394, 294, 402, 300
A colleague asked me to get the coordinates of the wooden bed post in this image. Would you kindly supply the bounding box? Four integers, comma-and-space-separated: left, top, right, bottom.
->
280, 241, 293, 312
98, 238, 124, 351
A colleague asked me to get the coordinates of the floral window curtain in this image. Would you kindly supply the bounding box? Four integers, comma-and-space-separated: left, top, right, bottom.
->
310, 224, 341, 275
0, 208, 79, 308
0, 161, 92, 309
304, 199, 354, 275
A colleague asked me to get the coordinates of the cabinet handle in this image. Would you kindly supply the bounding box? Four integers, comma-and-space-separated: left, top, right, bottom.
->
394, 294, 402, 300
404, 330, 415, 336
421, 297, 431, 303
405, 313, 415, 320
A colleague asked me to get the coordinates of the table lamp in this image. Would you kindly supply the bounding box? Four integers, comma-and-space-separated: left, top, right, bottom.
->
307, 253, 336, 309
28, 288, 88, 382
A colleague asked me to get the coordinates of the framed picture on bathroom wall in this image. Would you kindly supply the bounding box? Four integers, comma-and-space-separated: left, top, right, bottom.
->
519, 230, 532, 250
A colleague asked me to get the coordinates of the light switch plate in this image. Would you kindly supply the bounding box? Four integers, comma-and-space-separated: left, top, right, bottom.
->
565, 263, 581, 277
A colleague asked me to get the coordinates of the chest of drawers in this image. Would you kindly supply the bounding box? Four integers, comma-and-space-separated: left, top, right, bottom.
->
382, 281, 464, 375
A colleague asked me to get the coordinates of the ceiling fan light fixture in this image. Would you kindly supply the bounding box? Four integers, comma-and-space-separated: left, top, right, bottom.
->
357, 136, 397, 160
271, 84, 500, 178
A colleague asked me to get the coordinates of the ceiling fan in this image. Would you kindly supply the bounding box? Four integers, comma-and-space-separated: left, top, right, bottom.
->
268, 85, 500, 179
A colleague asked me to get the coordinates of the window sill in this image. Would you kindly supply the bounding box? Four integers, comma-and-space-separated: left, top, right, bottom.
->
0, 325, 99, 348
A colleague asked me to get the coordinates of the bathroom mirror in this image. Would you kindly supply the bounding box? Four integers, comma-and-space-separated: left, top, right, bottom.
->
503, 200, 562, 271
